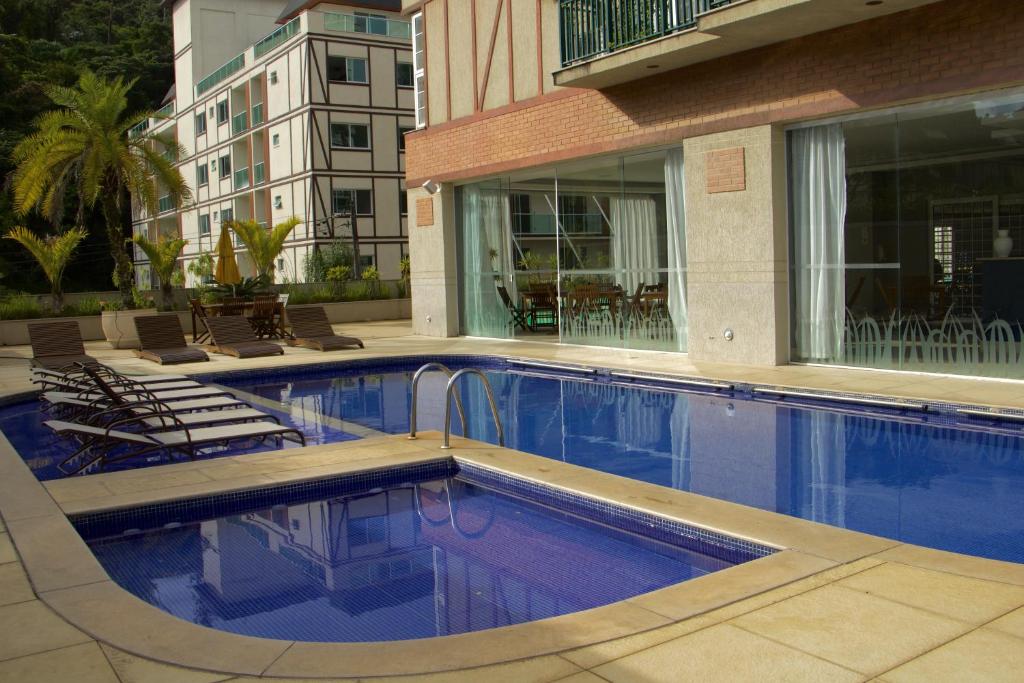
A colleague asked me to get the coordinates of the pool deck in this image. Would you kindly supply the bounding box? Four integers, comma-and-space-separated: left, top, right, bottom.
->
0, 320, 1023, 682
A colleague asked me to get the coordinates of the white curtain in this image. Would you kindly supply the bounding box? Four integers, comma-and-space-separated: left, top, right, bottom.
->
807, 411, 846, 526
664, 148, 688, 352
611, 196, 658, 292
791, 124, 847, 361
461, 185, 511, 338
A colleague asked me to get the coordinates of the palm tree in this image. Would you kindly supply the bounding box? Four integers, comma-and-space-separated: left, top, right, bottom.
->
11, 70, 192, 308
5, 226, 88, 312
132, 234, 188, 311
227, 217, 301, 282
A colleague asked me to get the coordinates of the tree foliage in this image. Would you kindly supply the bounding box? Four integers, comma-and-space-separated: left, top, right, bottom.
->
11, 70, 191, 306
4, 225, 88, 311
228, 218, 302, 282
0, 0, 173, 295
132, 233, 187, 310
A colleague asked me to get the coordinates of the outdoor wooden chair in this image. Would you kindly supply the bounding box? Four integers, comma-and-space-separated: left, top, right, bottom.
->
27, 320, 98, 370
496, 285, 533, 332
285, 306, 364, 351
248, 294, 280, 339
134, 315, 210, 365
189, 299, 211, 343
205, 315, 284, 358
218, 297, 247, 317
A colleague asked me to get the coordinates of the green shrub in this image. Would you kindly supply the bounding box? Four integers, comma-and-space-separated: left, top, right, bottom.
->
0, 296, 45, 320
61, 297, 102, 317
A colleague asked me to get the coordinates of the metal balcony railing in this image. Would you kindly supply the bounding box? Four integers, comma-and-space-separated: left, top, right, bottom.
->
155, 102, 175, 118
231, 111, 249, 136
234, 167, 250, 191
251, 102, 264, 126
559, 0, 731, 66
128, 120, 149, 138
254, 162, 266, 185
324, 12, 411, 39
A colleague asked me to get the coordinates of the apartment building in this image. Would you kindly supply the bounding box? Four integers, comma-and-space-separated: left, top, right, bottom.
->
131, 0, 414, 286
403, 0, 1024, 380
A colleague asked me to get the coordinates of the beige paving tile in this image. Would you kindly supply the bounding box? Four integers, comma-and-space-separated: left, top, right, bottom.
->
593, 624, 862, 683
0, 533, 15, 564
99, 644, 233, 683
0, 562, 35, 607
40, 581, 291, 676
987, 605, 1024, 639
339, 655, 581, 682
875, 544, 1024, 586
101, 469, 214, 495
881, 628, 1024, 683
732, 584, 970, 676
0, 600, 92, 662
838, 563, 1024, 625
42, 478, 114, 505
551, 673, 608, 683
6, 514, 110, 592
0, 642, 119, 683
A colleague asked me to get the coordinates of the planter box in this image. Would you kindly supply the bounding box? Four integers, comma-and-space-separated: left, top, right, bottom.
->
101, 309, 158, 349
0, 315, 105, 347
289, 299, 411, 324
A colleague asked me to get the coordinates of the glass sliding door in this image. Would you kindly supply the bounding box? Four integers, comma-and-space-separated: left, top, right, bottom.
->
790, 90, 1024, 378
456, 147, 689, 352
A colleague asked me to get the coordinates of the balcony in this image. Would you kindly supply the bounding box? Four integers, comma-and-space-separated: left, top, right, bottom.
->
196, 53, 245, 96
324, 12, 410, 39
155, 102, 175, 119
234, 167, 250, 191
232, 111, 248, 136
251, 102, 264, 126
254, 17, 300, 59
513, 214, 605, 236
158, 196, 174, 214
254, 162, 266, 186
555, 0, 944, 89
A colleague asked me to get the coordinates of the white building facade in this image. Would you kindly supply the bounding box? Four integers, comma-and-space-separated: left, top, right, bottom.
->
132, 0, 414, 286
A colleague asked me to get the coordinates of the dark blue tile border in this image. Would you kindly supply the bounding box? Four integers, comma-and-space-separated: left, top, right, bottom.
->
72, 458, 775, 567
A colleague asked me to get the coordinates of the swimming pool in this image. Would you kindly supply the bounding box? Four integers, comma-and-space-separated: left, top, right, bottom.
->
73, 461, 769, 642
5, 355, 1024, 563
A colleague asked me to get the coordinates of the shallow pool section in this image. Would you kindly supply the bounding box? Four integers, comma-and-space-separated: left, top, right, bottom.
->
73, 462, 767, 642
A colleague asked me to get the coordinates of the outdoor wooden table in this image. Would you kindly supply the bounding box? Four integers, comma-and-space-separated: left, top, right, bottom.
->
192, 300, 290, 342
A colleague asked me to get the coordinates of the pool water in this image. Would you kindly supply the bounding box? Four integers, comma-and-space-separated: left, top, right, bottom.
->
77, 464, 752, 642
216, 359, 1024, 564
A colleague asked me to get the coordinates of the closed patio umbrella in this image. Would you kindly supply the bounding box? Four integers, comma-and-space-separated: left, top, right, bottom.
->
214, 225, 241, 285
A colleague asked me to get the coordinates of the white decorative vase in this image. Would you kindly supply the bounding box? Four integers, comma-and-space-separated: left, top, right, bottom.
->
994, 229, 1013, 258
101, 308, 157, 349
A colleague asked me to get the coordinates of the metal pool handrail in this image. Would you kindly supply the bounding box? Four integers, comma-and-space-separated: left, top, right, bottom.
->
442, 369, 505, 450
408, 363, 467, 439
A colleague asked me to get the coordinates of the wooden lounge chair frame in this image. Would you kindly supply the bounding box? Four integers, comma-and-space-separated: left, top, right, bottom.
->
27, 320, 98, 370
285, 306, 364, 351
496, 285, 533, 332
134, 315, 210, 365
205, 315, 285, 358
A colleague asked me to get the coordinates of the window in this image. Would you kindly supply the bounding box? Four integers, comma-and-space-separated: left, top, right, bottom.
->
195, 113, 207, 135
330, 123, 370, 149
398, 126, 412, 152
354, 12, 388, 35
412, 13, 426, 128
221, 208, 233, 222
395, 62, 413, 88
272, 133, 281, 147
198, 214, 211, 236
399, 189, 407, 215
332, 188, 372, 216
197, 163, 209, 186
219, 154, 231, 179
209, 107, 215, 119
273, 195, 283, 209
210, 158, 217, 171
511, 193, 531, 233
327, 56, 368, 84
270, 71, 278, 85
216, 101, 229, 124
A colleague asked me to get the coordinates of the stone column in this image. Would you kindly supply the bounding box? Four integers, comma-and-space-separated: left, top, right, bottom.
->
409, 185, 460, 336
683, 124, 790, 365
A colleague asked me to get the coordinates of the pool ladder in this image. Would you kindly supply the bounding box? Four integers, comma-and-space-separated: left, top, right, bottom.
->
408, 363, 505, 450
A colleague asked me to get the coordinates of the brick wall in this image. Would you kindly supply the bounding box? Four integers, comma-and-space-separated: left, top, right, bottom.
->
406, 0, 1024, 185
706, 147, 746, 194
